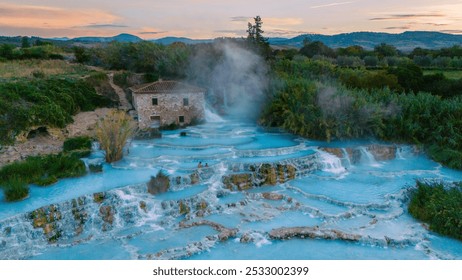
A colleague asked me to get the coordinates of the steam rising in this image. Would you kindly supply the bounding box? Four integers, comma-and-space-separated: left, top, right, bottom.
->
187, 41, 268, 120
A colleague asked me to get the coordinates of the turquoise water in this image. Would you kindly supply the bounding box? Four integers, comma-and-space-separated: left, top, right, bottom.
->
1, 117, 461, 260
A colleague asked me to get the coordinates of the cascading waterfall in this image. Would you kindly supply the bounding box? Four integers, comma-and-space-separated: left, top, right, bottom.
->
358, 147, 381, 167
204, 104, 224, 123
318, 150, 347, 174
1, 120, 461, 260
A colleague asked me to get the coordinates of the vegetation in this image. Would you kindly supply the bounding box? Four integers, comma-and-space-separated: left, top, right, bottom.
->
260, 57, 462, 169
0, 59, 91, 80
3, 177, 29, 202
89, 163, 103, 173
0, 77, 112, 145
408, 180, 462, 241
63, 136, 93, 158
95, 110, 137, 163
73, 41, 191, 79
0, 153, 87, 201
147, 170, 170, 195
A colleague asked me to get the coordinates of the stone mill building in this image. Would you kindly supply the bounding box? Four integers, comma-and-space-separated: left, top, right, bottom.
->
131, 80, 205, 129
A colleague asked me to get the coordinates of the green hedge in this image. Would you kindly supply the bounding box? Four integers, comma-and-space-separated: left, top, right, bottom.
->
408, 181, 462, 240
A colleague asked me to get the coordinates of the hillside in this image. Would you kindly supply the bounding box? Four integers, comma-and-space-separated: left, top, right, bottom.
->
269, 31, 462, 50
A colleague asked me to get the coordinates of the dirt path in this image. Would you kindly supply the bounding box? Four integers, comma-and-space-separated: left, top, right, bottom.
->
108, 73, 133, 111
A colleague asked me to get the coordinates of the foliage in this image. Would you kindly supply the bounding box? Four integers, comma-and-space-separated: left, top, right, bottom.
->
300, 41, 336, 58
80, 41, 191, 78
408, 181, 462, 240
147, 170, 170, 195
63, 136, 92, 152
261, 58, 462, 169
0, 78, 111, 144
246, 16, 271, 58
89, 163, 103, 173
95, 110, 137, 163
3, 177, 29, 202
0, 153, 86, 189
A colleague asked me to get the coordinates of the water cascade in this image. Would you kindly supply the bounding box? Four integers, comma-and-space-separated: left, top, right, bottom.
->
1, 120, 461, 260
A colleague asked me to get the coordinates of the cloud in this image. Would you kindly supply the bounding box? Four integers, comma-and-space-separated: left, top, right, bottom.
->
81, 24, 129, 29
370, 13, 445, 21
139, 31, 167, 35
439, 29, 462, 34
264, 17, 304, 26
0, 3, 120, 29
384, 26, 411, 30
311, 1, 355, 9
230, 16, 251, 22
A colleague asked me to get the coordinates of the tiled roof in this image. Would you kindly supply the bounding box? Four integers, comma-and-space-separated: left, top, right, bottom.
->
131, 80, 205, 94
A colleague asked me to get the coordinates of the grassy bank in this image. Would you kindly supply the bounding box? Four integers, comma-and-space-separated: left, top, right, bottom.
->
0, 153, 87, 201
408, 180, 462, 241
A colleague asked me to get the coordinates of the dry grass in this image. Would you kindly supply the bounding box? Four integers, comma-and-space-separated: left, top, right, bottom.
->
0, 59, 92, 80
95, 110, 138, 163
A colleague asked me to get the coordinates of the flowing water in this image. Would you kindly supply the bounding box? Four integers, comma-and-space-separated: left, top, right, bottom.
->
1, 117, 461, 260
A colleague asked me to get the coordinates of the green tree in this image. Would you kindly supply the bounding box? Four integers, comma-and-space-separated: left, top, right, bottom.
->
21, 36, 30, 48
73, 46, 91, 64
299, 41, 336, 58
374, 43, 398, 59
246, 15, 271, 58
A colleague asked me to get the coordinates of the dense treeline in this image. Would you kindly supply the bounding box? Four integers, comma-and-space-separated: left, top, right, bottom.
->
260, 58, 462, 169
408, 181, 462, 241
0, 44, 64, 61
298, 40, 462, 69
74, 41, 191, 79
0, 77, 112, 144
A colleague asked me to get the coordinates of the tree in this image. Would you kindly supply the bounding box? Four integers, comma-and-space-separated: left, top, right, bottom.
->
299, 41, 336, 58
95, 110, 137, 163
374, 43, 398, 59
73, 46, 91, 64
246, 15, 271, 58
21, 36, 30, 48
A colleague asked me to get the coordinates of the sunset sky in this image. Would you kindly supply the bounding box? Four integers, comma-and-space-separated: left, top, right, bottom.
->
1, 0, 462, 39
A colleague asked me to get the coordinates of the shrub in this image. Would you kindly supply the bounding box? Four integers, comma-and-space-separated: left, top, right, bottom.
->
0, 153, 86, 188
89, 163, 103, 173
63, 136, 92, 152
3, 177, 29, 202
147, 170, 170, 195
95, 110, 137, 163
35, 175, 58, 186
408, 180, 462, 240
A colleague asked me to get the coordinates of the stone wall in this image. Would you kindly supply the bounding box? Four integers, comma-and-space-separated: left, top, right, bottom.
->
133, 91, 205, 129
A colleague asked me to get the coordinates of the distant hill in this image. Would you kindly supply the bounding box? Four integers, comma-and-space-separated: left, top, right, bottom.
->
72, 33, 142, 43
2, 31, 461, 50
150, 37, 212, 45
268, 31, 462, 50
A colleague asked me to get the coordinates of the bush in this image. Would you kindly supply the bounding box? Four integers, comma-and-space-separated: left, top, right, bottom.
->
89, 163, 103, 173
3, 177, 29, 202
408, 181, 462, 240
63, 136, 92, 152
147, 170, 170, 195
0, 153, 87, 187
96, 110, 137, 163
0, 78, 112, 145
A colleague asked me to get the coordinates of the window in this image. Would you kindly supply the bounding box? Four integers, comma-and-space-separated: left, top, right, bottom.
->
179, 116, 185, 123
183, 97, 189, 106
152, 98, 158, 106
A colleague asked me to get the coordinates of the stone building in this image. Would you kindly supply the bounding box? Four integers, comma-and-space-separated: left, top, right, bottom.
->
131, 80, 205, 129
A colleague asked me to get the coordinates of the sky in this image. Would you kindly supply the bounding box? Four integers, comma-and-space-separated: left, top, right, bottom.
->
1, 0, 462, 39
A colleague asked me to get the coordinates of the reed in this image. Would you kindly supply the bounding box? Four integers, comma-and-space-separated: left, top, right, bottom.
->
95, 110, 137, 163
